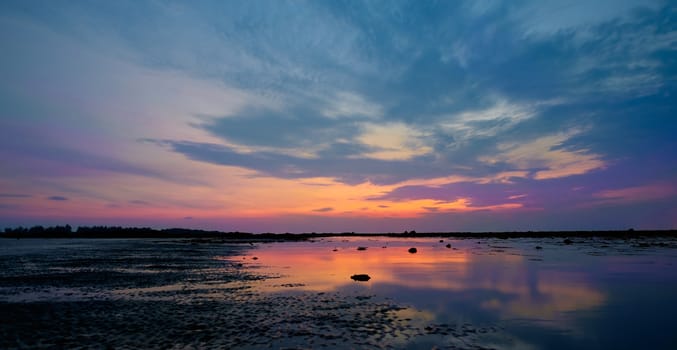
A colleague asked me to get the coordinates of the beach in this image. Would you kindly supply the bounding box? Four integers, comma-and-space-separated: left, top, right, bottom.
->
0, 238, 493, 349
1, 236, 676, 349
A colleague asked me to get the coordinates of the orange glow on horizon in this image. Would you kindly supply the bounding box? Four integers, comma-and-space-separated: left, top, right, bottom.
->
2, 166, 526, 223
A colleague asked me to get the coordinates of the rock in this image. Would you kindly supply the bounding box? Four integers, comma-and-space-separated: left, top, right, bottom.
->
332, 248, 338, 252
350, 274, 371, 282
563, 239, 574, 245
252, 257, 258, 260
439, 240, 444, 243
446, 244, 451, 248
535, 246, 543, 250
357, 246, 367, 251
408, 247, 417, 254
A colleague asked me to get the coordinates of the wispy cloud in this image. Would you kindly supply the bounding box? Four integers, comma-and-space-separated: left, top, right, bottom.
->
593, 183, 676, 205
480, 130, 606, 180
438, 99, 542, 142
323, 92, 383, 119
312, 207, 334, 213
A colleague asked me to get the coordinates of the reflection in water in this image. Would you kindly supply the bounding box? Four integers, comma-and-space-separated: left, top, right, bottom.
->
243, 238, 605, 320
236, 237, 677, 349
247, 240, 470, 292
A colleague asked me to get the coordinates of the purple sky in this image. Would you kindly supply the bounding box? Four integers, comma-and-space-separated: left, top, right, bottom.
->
0, 1, 675, 232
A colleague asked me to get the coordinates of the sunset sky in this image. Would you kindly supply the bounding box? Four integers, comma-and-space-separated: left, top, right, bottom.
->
1, 1, 675, 232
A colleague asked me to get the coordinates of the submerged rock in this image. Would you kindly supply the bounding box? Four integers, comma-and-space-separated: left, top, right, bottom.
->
563, 239, 574, 245
535, 246, 543, 250
446, 244, 451, 248
408, 248, 417, 254
350, 274, 371, 282
357, 247, 367, 251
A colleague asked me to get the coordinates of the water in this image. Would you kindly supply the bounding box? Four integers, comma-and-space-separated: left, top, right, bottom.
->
241, 236, 677, 349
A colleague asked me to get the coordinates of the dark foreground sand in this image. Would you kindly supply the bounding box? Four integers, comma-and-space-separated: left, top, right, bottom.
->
0, 239, 499, 349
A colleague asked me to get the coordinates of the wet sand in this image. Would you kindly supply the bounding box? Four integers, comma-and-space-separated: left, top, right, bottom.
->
0, 238, 502, 349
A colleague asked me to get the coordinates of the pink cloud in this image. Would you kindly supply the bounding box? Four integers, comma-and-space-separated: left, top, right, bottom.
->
593, 183, 676, 204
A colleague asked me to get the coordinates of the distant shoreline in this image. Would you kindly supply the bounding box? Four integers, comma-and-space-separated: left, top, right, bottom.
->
1, 225, 676, 240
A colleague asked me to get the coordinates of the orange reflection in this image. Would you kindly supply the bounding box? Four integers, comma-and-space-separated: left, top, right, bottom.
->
240, 238, 607, 326
250, 242, 470, 292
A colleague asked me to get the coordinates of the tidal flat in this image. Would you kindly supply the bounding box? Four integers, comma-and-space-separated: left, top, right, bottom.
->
1, 236, 676, 349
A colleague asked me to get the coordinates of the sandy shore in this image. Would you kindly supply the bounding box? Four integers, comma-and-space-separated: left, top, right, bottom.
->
0, 239, 500, 349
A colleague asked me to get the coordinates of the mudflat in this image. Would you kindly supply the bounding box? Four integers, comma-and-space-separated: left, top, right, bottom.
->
1, 236, 676, 349
0, 239, 495, 349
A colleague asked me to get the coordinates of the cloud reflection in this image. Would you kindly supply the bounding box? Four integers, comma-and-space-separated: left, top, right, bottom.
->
244, 238, 606, 326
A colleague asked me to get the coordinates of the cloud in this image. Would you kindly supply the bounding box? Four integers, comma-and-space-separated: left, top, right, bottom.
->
512, 0, 662, 38
593, 183, 676, 205
480, 131, 606, 180
0, 14, 265, 186
167, 118, 607, 187
167, 139, 519, 187
508, 194, 528, 200
438, 99, 541, 142
47, 196, 68, 201
323, 92, 383, 119
312, 207, 334, 213
370, 182, 529, 209
0, 128, 173, 181
199, 108, 361, 152
166, 140, 418, 185
356, 122, 432, 160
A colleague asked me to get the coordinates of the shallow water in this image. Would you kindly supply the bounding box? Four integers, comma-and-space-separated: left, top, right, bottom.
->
240, 236, 677, 349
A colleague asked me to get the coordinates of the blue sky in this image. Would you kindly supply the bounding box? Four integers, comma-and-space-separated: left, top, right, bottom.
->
0, 1, 675, 232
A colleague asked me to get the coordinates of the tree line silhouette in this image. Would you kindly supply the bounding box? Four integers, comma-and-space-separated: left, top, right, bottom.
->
2, 225, 257, 239
1, 225, 675, 239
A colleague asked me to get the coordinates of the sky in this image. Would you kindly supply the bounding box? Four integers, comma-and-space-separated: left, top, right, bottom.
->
0, 0, 675, 232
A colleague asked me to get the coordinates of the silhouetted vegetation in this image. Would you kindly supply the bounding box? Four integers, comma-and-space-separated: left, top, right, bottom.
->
2, 226, 256, 239
4, 225, 73, 237
1, 225, 676, 240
